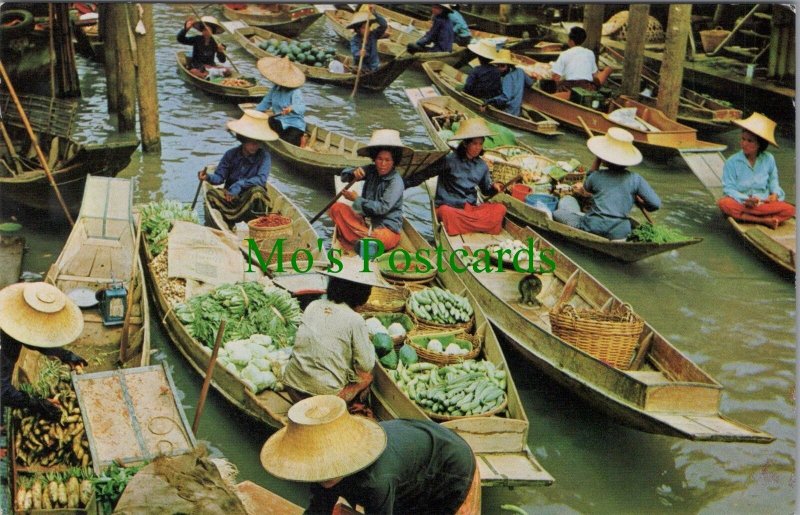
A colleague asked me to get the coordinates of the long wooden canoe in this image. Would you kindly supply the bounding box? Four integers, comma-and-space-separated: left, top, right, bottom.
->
176, 51, 267, 101
414, 95, 703, 262
422, 61, 561, 137
221, 4, 322, 37
422, 177, 774, 443
232, 25, 413, 92
727, 217, 796, 275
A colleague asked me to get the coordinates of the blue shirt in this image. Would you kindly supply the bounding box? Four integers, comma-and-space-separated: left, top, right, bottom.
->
208, 145, 271, 196
464, 64, 502, 99
255, 86, 307, 132
722, 150, 785, 202
341, 164, 404, 233
177, 28, 226, 69
448, 11, 470, 39
350, 13, 387, 72
416, 15, 454, 53
405, 152, 493, 208
486, 67, 533, 116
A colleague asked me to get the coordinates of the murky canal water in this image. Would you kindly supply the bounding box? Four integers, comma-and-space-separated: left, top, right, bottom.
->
6, 4, 795, 513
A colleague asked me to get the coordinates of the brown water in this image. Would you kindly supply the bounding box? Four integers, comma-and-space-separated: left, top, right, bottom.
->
6, 4, 795, 513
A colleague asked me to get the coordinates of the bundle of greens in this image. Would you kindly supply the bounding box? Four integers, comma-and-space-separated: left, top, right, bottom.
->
139, 200, 199, 256
628, 223, 690, 243
92, 461, 147, 515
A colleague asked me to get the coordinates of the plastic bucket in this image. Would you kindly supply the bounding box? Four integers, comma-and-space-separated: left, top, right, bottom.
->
525, 193, 559, 213
511, 183, 533, 201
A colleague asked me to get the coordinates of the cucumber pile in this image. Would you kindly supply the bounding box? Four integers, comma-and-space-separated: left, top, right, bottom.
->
408, 286, 473, 325
257, 38, 337, 68
387, 359, 507, 417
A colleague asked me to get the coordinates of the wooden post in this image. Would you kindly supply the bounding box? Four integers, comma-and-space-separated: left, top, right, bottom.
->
133, 3, 160, 152
100, 5, 118, 113
498, 4, 511, 24
620, 4, 650, 97
107, 3, 137, 132
192, 320, 227, 435
768, 5, 780, 78
582, 4, 605, 56
656, 4, 692, 120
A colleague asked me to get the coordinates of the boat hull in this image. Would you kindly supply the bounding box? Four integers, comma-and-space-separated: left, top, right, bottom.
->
176, 51, 268, 101
221, 4, 322, 37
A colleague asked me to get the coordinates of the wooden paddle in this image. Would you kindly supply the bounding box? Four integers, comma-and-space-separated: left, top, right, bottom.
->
350, 7, 371, 98
309, 177, 357, 224
190, 168, 206, 210
0, 119, 22, 175
576, 115, 654, 224
192, 319, 227, 435
118, 217, 143, 364
189, 5, 241, 75
487, 173, 523, 199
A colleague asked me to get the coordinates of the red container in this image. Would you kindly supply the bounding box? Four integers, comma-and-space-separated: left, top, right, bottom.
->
511, 184, 533, 201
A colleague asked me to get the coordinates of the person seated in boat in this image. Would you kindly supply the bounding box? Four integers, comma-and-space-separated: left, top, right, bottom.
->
448, 4, 472, 46
480, 49, 535, 117
404, 118, 507, 236
254, 57, 307, 147
0, 282, 87, 422
177, 16, 231, 80
329, 130, 412, 253
199, 110, 276, 218
552, 127, 661, 240
464, 40, 502, 100
282, 258, 388, 406
717, 113, 794, 230
550, 26, 610, 93
260, 395, 479, 514
406, 4, 455, 54
346, 6, 388, 73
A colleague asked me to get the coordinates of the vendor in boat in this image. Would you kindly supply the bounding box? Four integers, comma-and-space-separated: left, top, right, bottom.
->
199, 110, 276, 217
552, 127, 661, 240
254, 57, 307, 147
406, 4, 455, 54
464, 40, 502, 100
177, 16, 231, 80
448, 5, 472, 47
260, 395, 479, 514
0, 282, 87, 421
717, 113, 794, 230
549, 26, 610, 93
481, 49, 535, 117
347, 6, 388, 73
404, 118, 507, 236
329, 129, 412, 253
282, 258, 389, 406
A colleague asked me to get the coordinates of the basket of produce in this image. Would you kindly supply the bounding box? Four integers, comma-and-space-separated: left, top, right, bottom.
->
363, 312, 416, 348
374, 253, 437, 284
549, 303, 644, 369
406, 330, 480, 365
627, 223, 692, 243
406, 286, 474, 333
355, 284, 408, 313
699, 27, 730, 54
247, 214, 293, 264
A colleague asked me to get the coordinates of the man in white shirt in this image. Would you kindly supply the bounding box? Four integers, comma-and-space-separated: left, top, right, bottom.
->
550, 26, 604, 93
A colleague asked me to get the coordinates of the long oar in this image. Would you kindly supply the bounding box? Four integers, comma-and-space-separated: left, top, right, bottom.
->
350, 10, 371, 98
309, 178, 357, 225
0, 119, 22, 174
119, 217, 143, 364
189, 5, 241, 75
192, 320, 226, 435
190, 176, 204, 210
576, 115, 654, 224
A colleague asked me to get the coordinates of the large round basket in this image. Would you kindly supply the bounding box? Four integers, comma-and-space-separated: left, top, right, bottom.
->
356, 286, 408, 313
549, 303, 644, 370
406, 331, 481, 365
405, 299, 474, 334
247, 214, 292, 265
699, 27, 731, 54
375, 253, 437, 284
425, 397, 508, 421
361, 311, 416, 349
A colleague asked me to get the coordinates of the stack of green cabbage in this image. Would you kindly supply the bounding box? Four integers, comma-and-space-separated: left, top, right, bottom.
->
139, 200, 199, 256
216, 334, 293, 393
258, 38, 336, 67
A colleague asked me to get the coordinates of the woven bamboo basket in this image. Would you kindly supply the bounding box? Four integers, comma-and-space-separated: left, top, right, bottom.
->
361, 311, 416, 349
406, 330, 481, 365
426, 397, 508, 421
700, 27, 730, 54
375, 253, 437, 284
247, 215, 292, 265
356, 286, 408, 313
549, 303, 644, 369
486, 157, 525, 185
406, 299, 474, 334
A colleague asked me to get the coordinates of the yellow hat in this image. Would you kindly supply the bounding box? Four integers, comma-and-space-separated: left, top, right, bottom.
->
467, 39, 499, 60
0, 282, 83, 348
227, 110, 279, 142
733, 112, 778, 147
448, 117, 495, 142
260, 395, 387, 482
490, 49, 517, 66
356, 129, 413, 161
257, 56, 306, 89
192, 16, 224, 35
346, 11, 373, 29
587, 127, 643, 167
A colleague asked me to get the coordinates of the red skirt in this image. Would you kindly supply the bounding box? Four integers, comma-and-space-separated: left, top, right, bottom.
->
329, 203, 401, 251
436, 203, 506, 236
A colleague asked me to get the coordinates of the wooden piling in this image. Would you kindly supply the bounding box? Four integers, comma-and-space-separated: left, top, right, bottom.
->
656, 4, 692, 120
107, 3, 137, 132
582, 4, 604, 56
133, 3, 161, 152
620, 4, 650, 97
100, 5, 118, 113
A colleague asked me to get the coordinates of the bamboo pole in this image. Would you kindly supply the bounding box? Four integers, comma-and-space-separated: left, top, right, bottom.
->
189, 5, 241, 75
0, 61, 74, 225
192, 320, 227, 435
350, 9, 371, 98
656, 4, 692, 120
620, 4, 650, 97
133, 3, 161, 152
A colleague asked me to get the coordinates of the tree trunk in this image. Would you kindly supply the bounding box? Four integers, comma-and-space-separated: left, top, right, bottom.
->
656, 4, 692, 120
582, 4, 605, 56
621, 5, 650, 97
133, 4, 160, 152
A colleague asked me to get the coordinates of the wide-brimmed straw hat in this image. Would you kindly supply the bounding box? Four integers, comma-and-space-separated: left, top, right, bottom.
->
587, 127, 643, 167
257, 56, 305, 89
321, 256, 395, 289
192, 16, 224, 35
260, 395, 387, 482
0, 282, 83, 348
346, 11, 373, 29
733, 112, 778, 147
433, 4, 454, 12
227, 110, 278, 142
356, 129, 413, 161
468, 39, 499, 60
448, 117, 495, 142
490, 49, 517, 66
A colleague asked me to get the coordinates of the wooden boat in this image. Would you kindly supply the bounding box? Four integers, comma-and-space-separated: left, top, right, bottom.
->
232, 25, 413, 92
0, 233, 24, 290
727, 217, 795, 275
421, 177, 774, 442
221, 3, 322, 37
414, 94, 703, 262
176, 51, 267, 101
421, 61, 562, 137
0, 92, 139, 216
389, 3, 535, 39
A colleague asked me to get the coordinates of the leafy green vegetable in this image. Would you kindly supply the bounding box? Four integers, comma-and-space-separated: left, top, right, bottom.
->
139, 200, 198, 256
92, 461, 147, 515
628, 223, 690, 243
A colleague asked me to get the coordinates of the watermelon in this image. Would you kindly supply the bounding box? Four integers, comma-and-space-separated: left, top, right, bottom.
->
300, 41, 311, 51
268, 38, 278, 47
379, 349, 399, 370
258, 41, 268, 50
372, 333, 393, 358
398, 344, 418, 366
313, 61, 322, 67
296, 52, 306, 63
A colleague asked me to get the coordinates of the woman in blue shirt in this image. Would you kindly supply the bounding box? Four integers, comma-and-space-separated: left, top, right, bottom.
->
449, 4, 472, 46
255, 57, 307, 147
717, 113, 794, 229
407, 4, 454, 54
176, 16, 228, 79
482, 49, 534, 117
347, 7, 388, 73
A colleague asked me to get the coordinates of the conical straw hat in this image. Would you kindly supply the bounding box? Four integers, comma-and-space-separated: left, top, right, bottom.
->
733, 112, 778, 147
346, 11, 373, 29
0, 282, 83, 348
257, 56, 306, 88
434, 4, 454, 12
227, 110, 278, 142
320, 256, 395, 289
448, 117, 495, 142
356, 129, 413, 160
468, 39, 499, 60
260, 395, 387, 482
587, 127, 643, 167
193, 15, 224, 35
490, 49, 517, 66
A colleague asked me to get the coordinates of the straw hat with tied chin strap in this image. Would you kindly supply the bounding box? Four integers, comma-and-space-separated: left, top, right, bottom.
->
448, 117, 495, 142
0, 282, 83, 348
260, 395, 387, 482
587, 127, 643, 167
468, 39, 500, 61
733, 112, 778, 147
257, 56, 306, 89
321, 256, 395, 290
192, 15, 224, 35
227, 110, 279, 142
356, 129, 413, 161
490, 49, 517, 67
